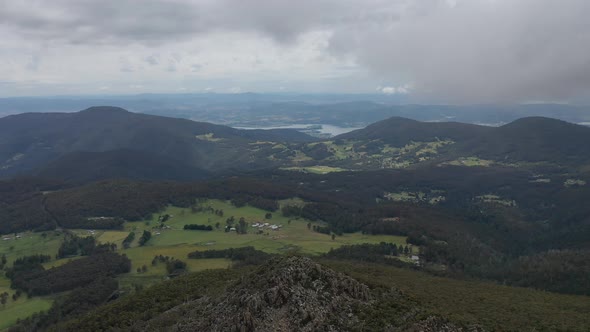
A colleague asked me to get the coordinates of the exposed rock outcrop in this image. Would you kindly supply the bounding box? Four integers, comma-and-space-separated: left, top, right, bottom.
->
148, 256, 371, 332
137, 256, 485, 332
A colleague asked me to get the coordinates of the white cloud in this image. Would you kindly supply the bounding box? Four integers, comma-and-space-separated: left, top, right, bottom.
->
379, 84, 411, 95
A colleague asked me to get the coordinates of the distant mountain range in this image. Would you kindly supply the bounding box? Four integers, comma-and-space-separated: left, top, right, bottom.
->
2, 106, 590, 181
2, 94, 590, 127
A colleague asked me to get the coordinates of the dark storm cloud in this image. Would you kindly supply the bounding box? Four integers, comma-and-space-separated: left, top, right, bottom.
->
1, 0, 590, 103
327, 0, 590, 103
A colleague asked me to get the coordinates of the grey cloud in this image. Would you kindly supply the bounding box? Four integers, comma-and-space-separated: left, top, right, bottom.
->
25, 54, 40, 71
326, 0, 590, 103
0, 0, 205, 45
2, 0, 590, 103
144, 55, 159, 66
119, 56, 135, 72
0, 0, 395, 44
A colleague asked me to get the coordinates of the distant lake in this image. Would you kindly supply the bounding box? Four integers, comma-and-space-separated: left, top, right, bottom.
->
235, 124, 363, 137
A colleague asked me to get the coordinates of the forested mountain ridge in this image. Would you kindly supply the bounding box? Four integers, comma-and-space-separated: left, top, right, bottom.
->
0, 106, 315, 178
3, 107, 590, 181
337, 115, 590, 166
337, 116, 492, 144
463, 116, 590, 162
34, 149, 209, 183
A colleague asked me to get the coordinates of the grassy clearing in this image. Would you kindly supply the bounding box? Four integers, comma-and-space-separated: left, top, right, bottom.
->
124, 245, 231, 276
564, 179, 587, 187
0, 276, 52, 330
278, 197, 307, 208
323, 141, 357, 160
119, 200, 406, 256
104, 199, 404, 287
380, 140, 452, 163
195, 133, 223, 142
117, 255, 231, 289
385, 191, 426, 203
0, 297, 52, 330
68, 229, 130, 249
0, 232, 64, 329
281, 166, 348, 174
476, 194, 517, 207
0, 199, 407, 329
446, 157, 494, 167
385, 191, 446, 205
289, 150, 313, 163
41, 256, 84, 270
0, 231, 64, 266
10, 199, 404, 290
414, 140, 453, 156
530, 178, 551, 183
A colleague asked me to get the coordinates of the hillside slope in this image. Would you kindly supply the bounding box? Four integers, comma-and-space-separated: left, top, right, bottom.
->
337, 116, 590, 165
0, 106, 314, 177
34, 149, 209, 183
338, 116, 492, 145
465, 117, 590, 163
41, 257, 590, 331
3, 109, 590, 179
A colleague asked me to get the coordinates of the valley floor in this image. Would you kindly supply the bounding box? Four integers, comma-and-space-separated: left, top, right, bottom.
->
0, 199, 408, 327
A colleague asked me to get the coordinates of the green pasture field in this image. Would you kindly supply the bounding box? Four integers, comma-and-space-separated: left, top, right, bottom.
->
0, 296, 52, 330
70, 199, 406, 285
0, 231, 64, 266
280, 166, 349, 174
115, 199, 406, 254
0, 232, 64, 329
0, 199, 407, 329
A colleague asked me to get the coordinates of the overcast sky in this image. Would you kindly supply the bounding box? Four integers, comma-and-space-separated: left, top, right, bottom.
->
1, 0, 589, 103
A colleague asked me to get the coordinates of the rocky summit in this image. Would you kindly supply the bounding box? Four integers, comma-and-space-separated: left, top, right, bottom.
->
130, 257, 483, 332
144, 256, 371, 331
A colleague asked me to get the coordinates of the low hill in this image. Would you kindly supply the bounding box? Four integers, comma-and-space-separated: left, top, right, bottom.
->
0, 106, 315, 177
338, 116, 492, 145
465, 117, 590, 163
